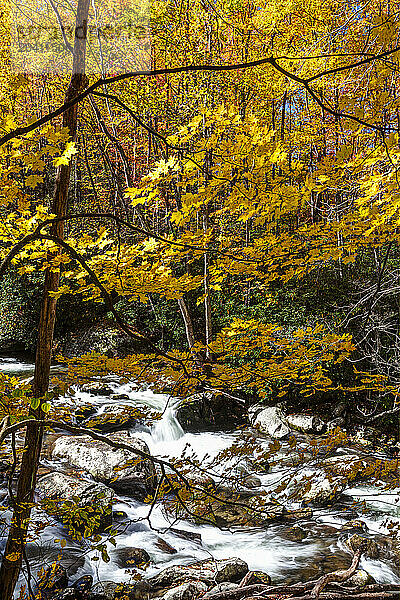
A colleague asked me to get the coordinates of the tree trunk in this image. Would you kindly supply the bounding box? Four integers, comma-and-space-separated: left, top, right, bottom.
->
203, 207, 213, 361
0, 3, 90, 598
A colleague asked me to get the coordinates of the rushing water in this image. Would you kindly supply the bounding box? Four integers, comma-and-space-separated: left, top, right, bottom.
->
0, 358, 399, 595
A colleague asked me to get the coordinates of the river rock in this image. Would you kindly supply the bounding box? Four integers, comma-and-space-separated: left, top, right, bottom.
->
169, 528, 202, 544
91, 581, 118, 600
113, 547, 151, 568
285, 413, 325, 434
203, 582, 239, 597
282, 525, 307, 542
80, 382, 115, 396
281, 468, 347, 505
51, 434, 156, 500
82, 405, 138, 434
72, 575, 93, 595
91, 581, 151, 600
36, 472, 113, 527
176, 393, 246, 432
148, 557, 248, 588
341, 519, 368, 533
346, 534, 380, 559
52, 589, 77, 600
155, 537, 178, 554
250, 406, 290, 439
75, 404, 97, 423
161, 581, 208, 600
347, 569, 376, 586
322, 455, 367, 481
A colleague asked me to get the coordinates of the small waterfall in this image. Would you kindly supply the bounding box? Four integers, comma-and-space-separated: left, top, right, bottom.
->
152, 405, 184, 443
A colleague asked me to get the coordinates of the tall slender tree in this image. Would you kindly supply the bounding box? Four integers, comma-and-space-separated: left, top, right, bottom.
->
0, 1, 90, 597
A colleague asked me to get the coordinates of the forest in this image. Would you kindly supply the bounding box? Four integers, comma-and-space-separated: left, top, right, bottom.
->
0, 0, 399, 598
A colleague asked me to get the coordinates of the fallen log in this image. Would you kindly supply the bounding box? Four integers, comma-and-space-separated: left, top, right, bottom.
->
311, 547, 363, 598
200, 578, 400, 600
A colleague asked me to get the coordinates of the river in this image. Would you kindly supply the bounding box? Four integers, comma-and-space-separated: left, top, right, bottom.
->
0, 357, 398, 596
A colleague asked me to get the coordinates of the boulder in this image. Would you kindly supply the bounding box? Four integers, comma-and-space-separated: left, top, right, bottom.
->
80, 382, 115, 396
347, 569, 376, 587
148, 558, 248, 588
282, 525, 307, 542
341, 519, 368, 533
72, 575, 93, 596
209, 500, 285, 527
113, 547, 151, 569
74, 404, 97, 423
250, 406, 290, 439
91, 581, 151, 600
83, 405, 138, 434
91, 582, 118, 600
36, 472, 113, 528
176, 393, 246, 432
281, 468, 347, 505
110, 393, 131, 401
155, 537, 178, 554
51, 434, 156, 500
161, 581, 208, 600
285, 414, 325, 434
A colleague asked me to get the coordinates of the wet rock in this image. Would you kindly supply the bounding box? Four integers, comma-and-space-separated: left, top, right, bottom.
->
73, 575, 93, 596
148, 557, 248, 588
82, 405, 138, 434
204, 582, 239, 597
242, 571, 271, 585
112, 581, 151, 600
91, 581, 118, 600
176, 393, 246, 432
80, 382, 115, 396
113, 509, 128, 521
52, 589, 77, 600
282, 525, 307, 542
51, 434, 156, 500
322, 455, 367, 481
155, 537, 178, 554
114, 547, 151, 568
243, 475, 262, 488
346, 534, 380, 559
36, 564, 68, 598
75, 404, 97, 423
286, 414, 325, 434
282, 467, 347, 505
161, 581, 208, 600
341, 519, 368, 533
347, 569, 376, 587
169, 528, 202, 544
250, 406, 290, 439
91, 581, 149, 600
284, 507, 313, 520
110, 393, 130, 401
234, 463, 262, 488
36, 472, 113, 528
